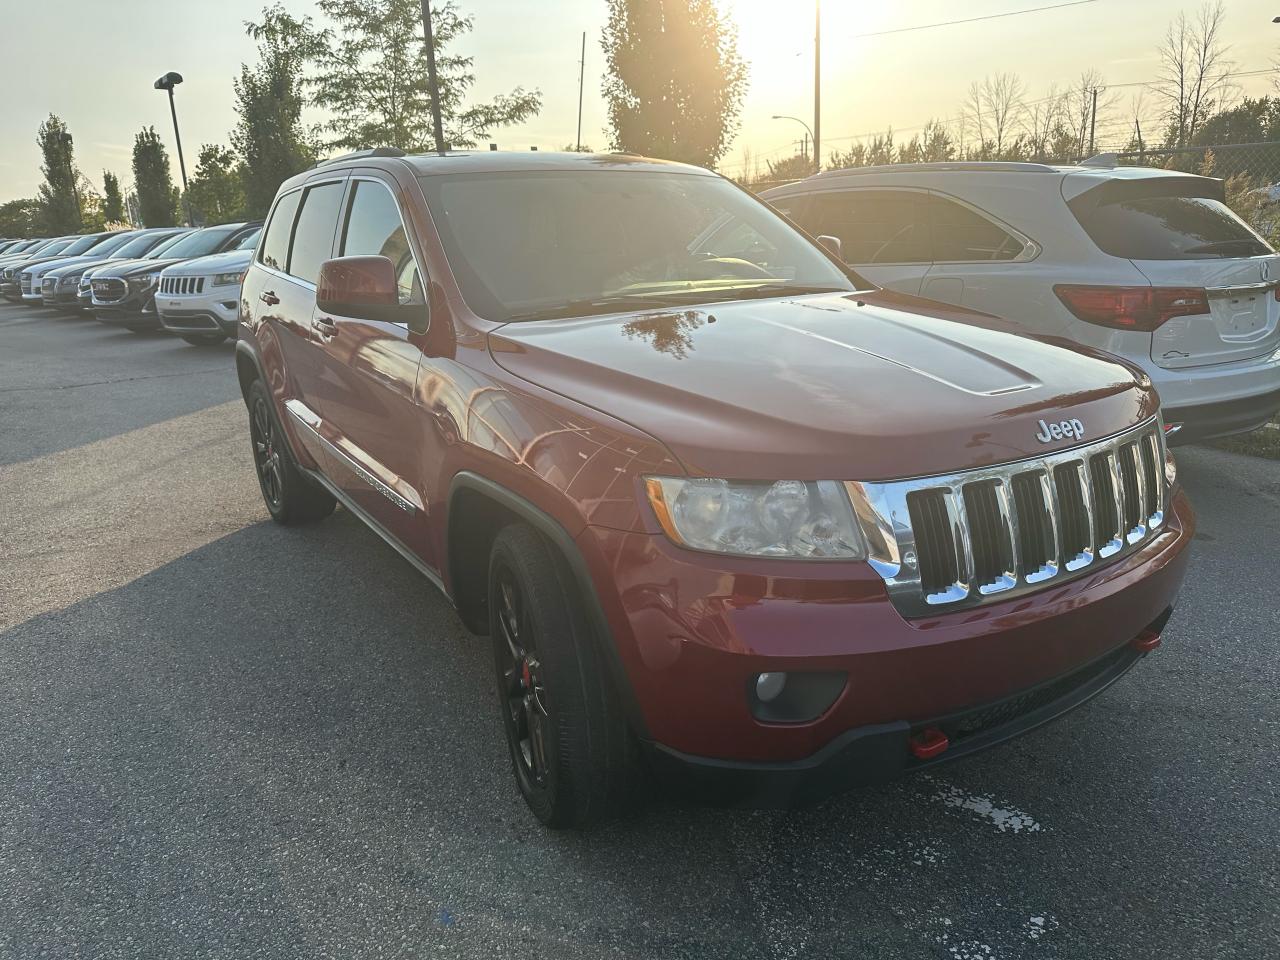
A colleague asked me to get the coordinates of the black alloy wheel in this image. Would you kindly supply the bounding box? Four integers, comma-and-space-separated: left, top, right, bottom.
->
250, 394, 284, 511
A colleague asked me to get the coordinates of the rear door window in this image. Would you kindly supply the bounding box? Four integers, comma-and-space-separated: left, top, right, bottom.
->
259, 190, 301, 273
1071, 193, 1272, 260
804, 189, 931, 263
339, 180, 423, 304
287, 182, 346, 284
928, 195, 1025, 262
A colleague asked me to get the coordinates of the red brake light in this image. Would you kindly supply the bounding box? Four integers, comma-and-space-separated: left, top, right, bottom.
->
1053, 285, 1209, 332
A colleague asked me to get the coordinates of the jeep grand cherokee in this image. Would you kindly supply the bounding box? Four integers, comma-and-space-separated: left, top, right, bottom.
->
236, 149, 1192, 828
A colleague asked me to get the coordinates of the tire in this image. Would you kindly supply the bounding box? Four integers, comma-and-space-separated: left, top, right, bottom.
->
488, 524, 641, 828
181, 333, 227, 346
245, 379, 336, 525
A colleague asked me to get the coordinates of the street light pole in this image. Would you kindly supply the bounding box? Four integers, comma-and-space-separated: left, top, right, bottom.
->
154, 72, 193, 226
771, 115, 816, 170
813, 0, 821, 173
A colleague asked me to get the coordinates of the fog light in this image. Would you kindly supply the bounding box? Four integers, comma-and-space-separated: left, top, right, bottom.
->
755, 672, 787, 703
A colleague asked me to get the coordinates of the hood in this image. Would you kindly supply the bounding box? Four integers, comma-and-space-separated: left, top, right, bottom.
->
161, 248, 252, 277
27, 253, 113, 278
488, 290, 1157, 482
14, 255, 76, 275
91, 257, 186, 279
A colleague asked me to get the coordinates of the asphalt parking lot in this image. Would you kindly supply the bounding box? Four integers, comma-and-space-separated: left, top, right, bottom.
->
1, 303, 1277, 960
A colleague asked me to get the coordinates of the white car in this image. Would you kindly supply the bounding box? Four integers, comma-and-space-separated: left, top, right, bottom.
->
156, 229, 259, 345
764, 162, 1280, 443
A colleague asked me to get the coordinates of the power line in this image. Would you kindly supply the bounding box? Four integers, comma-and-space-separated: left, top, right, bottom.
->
853, 0, 1098, 39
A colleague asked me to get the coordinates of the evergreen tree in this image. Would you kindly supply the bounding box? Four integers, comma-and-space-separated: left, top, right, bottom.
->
309, 0, 541, 151
132, 127, 179, 227
102, 172, 125, 224
36, 115, 82, 233
601, 0, 747, 167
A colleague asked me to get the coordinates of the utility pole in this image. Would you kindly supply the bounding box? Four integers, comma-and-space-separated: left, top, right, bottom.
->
420, 0, 447, 154
1135, 118, 1145, 161
576, 31, 586, 152
1088, 87, 1098, 157
813, 0, 821, 173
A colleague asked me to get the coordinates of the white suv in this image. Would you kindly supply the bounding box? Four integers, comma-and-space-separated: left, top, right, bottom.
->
156, 228, 260, 345
764, 162, 1280, 442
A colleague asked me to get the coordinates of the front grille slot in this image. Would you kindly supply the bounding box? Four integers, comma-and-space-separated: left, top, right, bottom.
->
1052, 462, 1093, 570
1117, 443, 1142, 533
962, 480, 1013, 591
907, 489, 960, 598
1139, 437, 1160, 521
1008, 472, 1049, 579
1088, 453, 1120, 553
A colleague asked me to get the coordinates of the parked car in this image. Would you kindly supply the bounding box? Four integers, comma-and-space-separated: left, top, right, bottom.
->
43, 228, 189, 312
0, 239, 27, 254
0, 237, 75, 300
75, 230, 194, 314
235, 150, 1191, 828
15, 231, 123, 303
0, 238, 47, 261
157, 227, 261, 345
91, 221, 261, 331
763, 162, 1280, 444
21, 230, 144, 305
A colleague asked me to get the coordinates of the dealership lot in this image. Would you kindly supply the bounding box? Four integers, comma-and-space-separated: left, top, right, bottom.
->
1, 304, 1277, 959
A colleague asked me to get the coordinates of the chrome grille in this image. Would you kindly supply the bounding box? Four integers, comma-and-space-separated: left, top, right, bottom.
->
91, 278, 127, 303
848, 419, 1168, 618
19, 275, 32, 294
159, 276, 204, 295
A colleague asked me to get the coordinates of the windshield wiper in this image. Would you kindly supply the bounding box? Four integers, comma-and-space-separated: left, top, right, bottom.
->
707, 283, 853, 301
1182, 238, 1270, 257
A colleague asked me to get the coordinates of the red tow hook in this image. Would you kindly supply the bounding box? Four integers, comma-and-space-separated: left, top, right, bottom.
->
909, 727, 950, 761
1131, 629, 1162, 653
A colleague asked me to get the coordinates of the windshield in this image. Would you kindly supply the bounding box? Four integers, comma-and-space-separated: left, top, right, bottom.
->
88, 232, 138, 256
143, 231, 196, 258
28, 238, 75, 257
61, 234, 109, 256
233, 227, 261, 250
155, 226, 239, 260
115, 231, 176, 259
1072, 191, 1274, 260
416, 170, 856, 321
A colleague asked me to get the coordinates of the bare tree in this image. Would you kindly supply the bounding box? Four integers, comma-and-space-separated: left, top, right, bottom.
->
1058, 69, 1120, 157
964, 73, 1026, 157
1025, 83, 1065, 159
1153, 0, 1236, 147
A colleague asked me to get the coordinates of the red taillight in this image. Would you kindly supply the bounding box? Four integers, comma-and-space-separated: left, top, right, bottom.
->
1054, 285, 1209, 332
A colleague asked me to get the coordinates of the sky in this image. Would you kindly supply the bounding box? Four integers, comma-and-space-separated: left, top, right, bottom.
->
1, 0, 1278, 205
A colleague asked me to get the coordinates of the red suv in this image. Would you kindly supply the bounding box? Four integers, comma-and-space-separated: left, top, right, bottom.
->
236, 149, 1192, 827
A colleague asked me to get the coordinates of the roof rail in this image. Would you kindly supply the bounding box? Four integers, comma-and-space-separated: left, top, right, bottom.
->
313, 146, 407, 168
810, 160, 1062, 180
1078, 153, 1119, 168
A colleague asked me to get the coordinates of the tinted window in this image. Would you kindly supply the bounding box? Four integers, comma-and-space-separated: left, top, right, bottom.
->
115, 231, 178, 259
90, 232, 137, 256
233, 227, 261, 250
805, 190, 931, 264
1073, 194, 1272, 260
929, 195, 1024, 261
61, 235, 108, 256
339, 180, 422, 304
158, 226, 240, 260
144, 232, 194, 258
288, 182, 345, 284
417, 171, 854, 321
259, 191, 301, 272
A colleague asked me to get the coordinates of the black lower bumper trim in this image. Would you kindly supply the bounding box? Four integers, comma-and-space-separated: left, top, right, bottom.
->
1164, 387, 1280, 444
646, 615, 1169, 808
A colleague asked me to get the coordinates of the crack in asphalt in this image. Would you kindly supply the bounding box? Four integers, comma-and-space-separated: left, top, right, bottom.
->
0, 367, 228, 393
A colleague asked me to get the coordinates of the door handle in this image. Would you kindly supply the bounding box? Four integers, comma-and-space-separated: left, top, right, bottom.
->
311, 316, 338, 339
259, 290, 279, 306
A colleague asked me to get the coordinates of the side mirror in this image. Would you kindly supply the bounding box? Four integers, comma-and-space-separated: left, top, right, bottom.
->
316, 255, 422, 329
816, 234, 844, 261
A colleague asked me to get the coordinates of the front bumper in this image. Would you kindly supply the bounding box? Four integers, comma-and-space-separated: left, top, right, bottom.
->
159, 296, 238, 335
1163, 386, 1280, 444
579, 488, 1193, 790
95, 294, 160, 329
648, 627, 1157, 807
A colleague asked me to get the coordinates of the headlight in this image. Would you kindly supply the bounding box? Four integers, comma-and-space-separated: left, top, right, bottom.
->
60, 275, 79, 286
128, 272, 160, 290
644, 477, 866, 560
212, 270, 245, 287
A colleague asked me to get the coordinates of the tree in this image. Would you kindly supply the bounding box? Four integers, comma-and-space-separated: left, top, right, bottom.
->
186, 144, 246, 224
1154, 0, 1235, 147
132, 127, 179, 227
102, 172, 125, 224
308, 0, 541, 152
0, 199, 42, 236
602, 0, 747, 167
963, 73, 1025, 158
36, 114, 82, 233
235, 4, 323, 217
